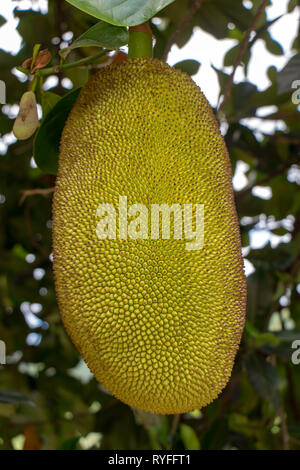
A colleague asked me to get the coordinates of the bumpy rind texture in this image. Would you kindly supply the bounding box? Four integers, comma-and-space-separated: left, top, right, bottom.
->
53, 58, 247, 414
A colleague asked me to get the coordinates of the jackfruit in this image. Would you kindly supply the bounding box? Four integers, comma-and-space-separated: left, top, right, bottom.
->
53, 58, 246, 414
13, 91, 39, 140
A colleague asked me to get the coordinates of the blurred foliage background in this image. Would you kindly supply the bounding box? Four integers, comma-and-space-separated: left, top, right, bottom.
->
0, 0, 300, 451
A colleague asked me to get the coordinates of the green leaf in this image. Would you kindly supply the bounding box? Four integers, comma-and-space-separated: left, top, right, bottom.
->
0, 15, 6, 28
60, 21, 128, 59
173, 60, 201, 76
264, 32, 283, 56
32, 44, 41, 63
179, 424, 201, 450
33, 88, 81, 174
277, 53, 300, 94
41, 91, 61, 121
246, 354, 280, 411
288, 0, 298, 12
66, 0, 175, 26
58, 436, 80, 450
245, 321, 280, 347
232, 81, 257, 112
0, 390, 34, 406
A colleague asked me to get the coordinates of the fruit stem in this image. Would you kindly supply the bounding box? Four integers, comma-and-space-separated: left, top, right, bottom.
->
17, 50, 108, 78
128, 23, 153, 59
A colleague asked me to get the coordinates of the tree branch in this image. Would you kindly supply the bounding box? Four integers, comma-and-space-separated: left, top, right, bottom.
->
19, 187, 55, 206
166, 414, 181, 449
235, 157, 300, 201
218, 0, 268, 114
162, 0, 205, 62
17, 50, 108, 78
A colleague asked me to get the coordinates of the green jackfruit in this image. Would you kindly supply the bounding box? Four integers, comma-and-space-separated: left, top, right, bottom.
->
53, 58, 246, 414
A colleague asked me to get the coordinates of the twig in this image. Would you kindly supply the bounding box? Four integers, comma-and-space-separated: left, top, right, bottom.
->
235, 157, 300, 201
218, 0, 268, 114
17, 50, 108, 78
19, 187, 55, 205
166, 414, 181, 449
280, 406, 290, 450
162, 0, 205, 62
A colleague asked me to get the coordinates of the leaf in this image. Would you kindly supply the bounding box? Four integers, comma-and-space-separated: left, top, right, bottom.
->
32, 44, 41, 63
245, 354, 280, 411
245, 321, 280, 347
224, 44, 239, 67
65, 0, 175, 26
179, 424, 201, 450
173, 60, 201, 76
264, 32, 283, 56
0, 390, 34, 406
288, 0, 298, 12
33, 88, 81, 174
41, 91, 61, 121
58, 436, 80, 450
22, 49, 52, 73
211, 65, 229, 92
277, 53, 300, 94
0, 15, 6, 28
60, 21, 128, 59
232, 81, 257, 113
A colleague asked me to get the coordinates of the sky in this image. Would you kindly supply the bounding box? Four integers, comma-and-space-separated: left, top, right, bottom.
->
0, 0, 299, 277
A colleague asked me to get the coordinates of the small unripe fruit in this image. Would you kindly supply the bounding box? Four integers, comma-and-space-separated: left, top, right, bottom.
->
13, 91, 39, 140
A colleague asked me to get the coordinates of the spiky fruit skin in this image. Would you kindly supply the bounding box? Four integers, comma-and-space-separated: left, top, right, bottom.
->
53, 58, 246, 414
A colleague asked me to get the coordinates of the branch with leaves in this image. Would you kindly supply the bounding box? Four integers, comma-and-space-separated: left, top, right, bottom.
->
218, 0, 269, 115
162, 0, 205, 62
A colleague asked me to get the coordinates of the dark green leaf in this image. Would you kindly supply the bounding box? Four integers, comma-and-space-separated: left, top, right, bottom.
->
33, 88, 81, 174
58, 436, 80, 450
277, 53, 300, 94
41, 91, 61, 121
288, 0, 298, 12
0, 15, 6, 28
173, 59, 201, 76
224, 44, 239, 67
246, 354, 280, 411
60, 21, 128, 59
66, 0, 175, 26
264, 32, 284, 56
